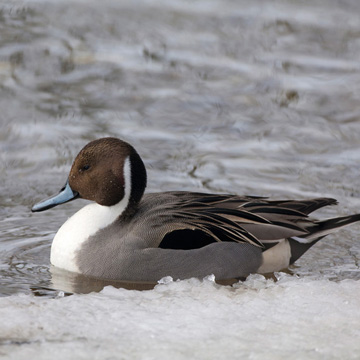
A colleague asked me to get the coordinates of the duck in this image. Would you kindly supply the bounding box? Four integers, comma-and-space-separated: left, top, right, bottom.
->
31, 137, 360, 282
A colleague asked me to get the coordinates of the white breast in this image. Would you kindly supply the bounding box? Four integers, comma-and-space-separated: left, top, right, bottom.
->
50, 157, 132, 273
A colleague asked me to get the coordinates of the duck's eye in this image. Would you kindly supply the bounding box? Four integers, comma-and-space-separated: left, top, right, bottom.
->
82, 165, 90, 171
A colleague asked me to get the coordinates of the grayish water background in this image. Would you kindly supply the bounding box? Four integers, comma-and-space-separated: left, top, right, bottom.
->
1, 0, 360, 296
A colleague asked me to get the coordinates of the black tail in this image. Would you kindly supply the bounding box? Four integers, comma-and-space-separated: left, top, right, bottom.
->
289, 213, 360, 264
306, 213, 360, 241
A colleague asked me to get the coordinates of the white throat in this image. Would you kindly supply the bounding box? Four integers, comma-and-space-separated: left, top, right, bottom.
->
50, 157, 132, 273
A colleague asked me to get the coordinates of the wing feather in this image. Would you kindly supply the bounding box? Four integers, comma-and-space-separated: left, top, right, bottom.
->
140, 192, 338, 250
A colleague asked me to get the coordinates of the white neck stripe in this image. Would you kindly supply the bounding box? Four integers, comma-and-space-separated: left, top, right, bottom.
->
121, 156, 132, 213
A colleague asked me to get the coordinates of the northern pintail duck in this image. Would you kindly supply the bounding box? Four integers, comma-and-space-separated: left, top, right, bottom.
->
32, 137, 360, 282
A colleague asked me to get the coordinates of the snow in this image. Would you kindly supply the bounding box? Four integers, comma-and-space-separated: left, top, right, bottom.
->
1, 274, 360, 360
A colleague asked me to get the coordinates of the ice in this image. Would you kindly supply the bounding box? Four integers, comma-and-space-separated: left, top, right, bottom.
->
1, 274, 360, 360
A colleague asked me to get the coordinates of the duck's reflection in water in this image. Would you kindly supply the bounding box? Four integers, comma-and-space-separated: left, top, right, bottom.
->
29, 266, 243, 296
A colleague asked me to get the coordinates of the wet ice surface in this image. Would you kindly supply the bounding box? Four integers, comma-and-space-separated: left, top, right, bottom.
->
1, 0, 360, 358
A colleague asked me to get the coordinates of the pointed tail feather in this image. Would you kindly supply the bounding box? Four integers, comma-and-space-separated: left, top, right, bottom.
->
303, 213, 360, 242
288, 213, 360, 264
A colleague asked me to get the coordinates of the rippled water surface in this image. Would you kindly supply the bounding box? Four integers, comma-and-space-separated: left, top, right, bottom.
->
1, 0, 360, 358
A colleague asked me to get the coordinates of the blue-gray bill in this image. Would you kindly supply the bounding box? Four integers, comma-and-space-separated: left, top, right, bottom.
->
31, 181, 79, 212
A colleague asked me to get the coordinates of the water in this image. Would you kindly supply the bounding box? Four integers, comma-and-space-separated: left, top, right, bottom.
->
1, 0, 360, 358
